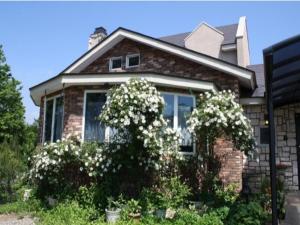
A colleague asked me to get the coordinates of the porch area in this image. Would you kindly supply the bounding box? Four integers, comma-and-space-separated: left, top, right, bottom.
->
282, 191, 300, 225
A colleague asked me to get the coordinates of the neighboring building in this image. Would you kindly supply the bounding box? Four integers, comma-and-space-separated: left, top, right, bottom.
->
29, 16, 299, 191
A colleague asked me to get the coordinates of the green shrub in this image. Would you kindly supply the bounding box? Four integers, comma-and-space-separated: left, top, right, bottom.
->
174, 209, 224, 225
156, 177, 191, 209
75, 185, 96, 209
0, 198, 42, 214
140, 188, 157, 213
259, 177, 285, 219
0, 142, 25, 203
210, 206, 230, 221
214, 183, 239, 206
38, 201, 99, 225
226, 201, 268, 225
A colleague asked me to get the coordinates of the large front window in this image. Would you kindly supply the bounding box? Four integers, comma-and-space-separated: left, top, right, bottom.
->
82, 91, 194, 151
44, 96, 64, 142
162, 93, 195, 154
83, 92, 107, 142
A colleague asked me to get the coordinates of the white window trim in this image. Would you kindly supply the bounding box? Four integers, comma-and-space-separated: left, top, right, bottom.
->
161, 91, 196, 155
43, 94, 63, 143
82, 90, 110, 143
30, 73, 217, 106
126, 54, 140, 68
109, 56, 122, 71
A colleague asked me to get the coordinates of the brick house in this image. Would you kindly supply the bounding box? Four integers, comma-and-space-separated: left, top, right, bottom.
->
29, 16, 300, 192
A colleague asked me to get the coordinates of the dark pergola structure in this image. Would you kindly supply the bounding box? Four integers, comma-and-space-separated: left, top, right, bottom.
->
264, 34, 300, 225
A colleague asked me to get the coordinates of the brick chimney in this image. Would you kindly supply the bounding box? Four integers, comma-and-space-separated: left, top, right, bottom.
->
88, 27, 107, 50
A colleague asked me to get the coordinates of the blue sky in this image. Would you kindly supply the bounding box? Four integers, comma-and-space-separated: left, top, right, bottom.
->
1, 1, 300, 123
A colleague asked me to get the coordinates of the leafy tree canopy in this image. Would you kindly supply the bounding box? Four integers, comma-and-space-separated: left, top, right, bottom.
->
0, 45, 25, 143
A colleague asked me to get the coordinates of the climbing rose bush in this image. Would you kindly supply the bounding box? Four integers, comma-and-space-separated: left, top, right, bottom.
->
187, 90, 256, 157
30, 78, 182, 185
99, 78, 182, 171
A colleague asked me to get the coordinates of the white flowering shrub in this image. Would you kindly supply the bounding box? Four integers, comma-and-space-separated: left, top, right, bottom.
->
187, 90, 256, 157
29, 79, 181, 197
29, 139, 121, 183
29, 138, 82, 182
99, 78, 181, 173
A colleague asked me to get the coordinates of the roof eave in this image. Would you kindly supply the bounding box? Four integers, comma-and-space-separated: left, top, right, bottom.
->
61, 27, 255, 86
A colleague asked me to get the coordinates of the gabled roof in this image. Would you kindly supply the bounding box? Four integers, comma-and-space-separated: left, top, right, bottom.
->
159, 24, 238, 47
62, 27, 255, 89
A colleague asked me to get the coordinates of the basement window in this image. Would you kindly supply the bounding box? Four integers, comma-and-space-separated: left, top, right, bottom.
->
126, 54, 140, 68
109, 57, 122, 71
44, 95, 64, 142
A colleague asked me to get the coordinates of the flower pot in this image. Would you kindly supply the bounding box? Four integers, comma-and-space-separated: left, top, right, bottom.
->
129, 213, 141, 222
165, 208, 176, 219
105, 208, 121, 223
155, 209, 166, 219
189, 201, 202, 210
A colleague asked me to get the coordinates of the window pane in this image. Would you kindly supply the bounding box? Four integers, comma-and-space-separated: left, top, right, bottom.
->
84, 93, 107, 142
162, 94, 174, 127
260, 127, 269, 145
44, 99, 54, 142
112, 58, 122, 69
128, 55, 139, 67
53, 97, 64, 142
178, 96, 194, 152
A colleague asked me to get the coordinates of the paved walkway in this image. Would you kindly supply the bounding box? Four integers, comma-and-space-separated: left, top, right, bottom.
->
0, 214, 35, 225
282, 192, 300, 225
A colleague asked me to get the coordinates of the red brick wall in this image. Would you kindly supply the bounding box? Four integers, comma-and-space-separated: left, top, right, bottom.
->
214, 138, 244, 189
63, 86, 85, 138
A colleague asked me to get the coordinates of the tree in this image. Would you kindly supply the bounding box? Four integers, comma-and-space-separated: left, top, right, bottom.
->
0, 142, 24, 203
22, 120, 39, 160
0, 45, 25, 143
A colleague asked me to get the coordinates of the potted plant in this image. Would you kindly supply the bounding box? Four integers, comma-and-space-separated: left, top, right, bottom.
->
105, 196, 123, 223
155, 177, 191, 219
155, 199, 176, 219
124, 199, 142, 222
155, 198, 168, 219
